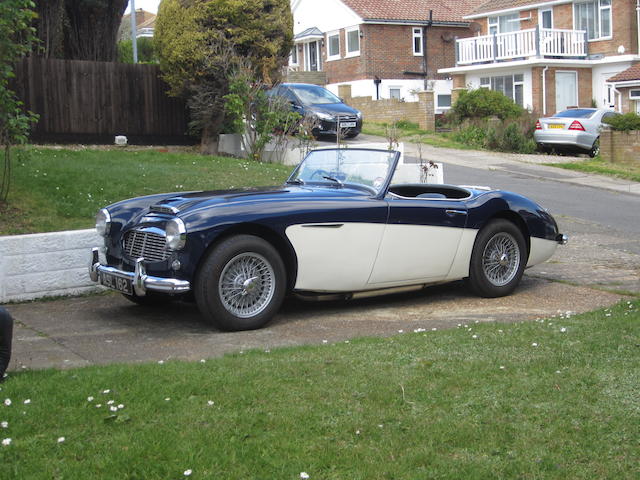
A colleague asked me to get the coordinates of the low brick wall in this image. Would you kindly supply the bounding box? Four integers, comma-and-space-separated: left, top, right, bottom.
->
0, 229, 101, 303
600, 129, 640, 164
338, 85, 435, 131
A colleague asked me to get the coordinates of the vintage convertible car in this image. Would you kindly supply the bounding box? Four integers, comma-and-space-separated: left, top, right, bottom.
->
90, 148, 567, 331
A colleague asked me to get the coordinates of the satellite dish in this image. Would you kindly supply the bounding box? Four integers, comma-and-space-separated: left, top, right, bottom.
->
469, 22, 482, 33
441, 31, 454, 42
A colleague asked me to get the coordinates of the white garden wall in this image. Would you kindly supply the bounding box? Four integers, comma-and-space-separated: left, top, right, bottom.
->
0, 229, 101, 303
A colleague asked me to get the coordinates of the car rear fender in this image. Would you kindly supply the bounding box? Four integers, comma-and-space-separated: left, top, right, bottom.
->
484, 210, 531, 258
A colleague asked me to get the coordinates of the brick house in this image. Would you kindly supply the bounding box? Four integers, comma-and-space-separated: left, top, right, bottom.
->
289, 0, 485, 113
438, 0, 640, 115
607, 63, 640, 113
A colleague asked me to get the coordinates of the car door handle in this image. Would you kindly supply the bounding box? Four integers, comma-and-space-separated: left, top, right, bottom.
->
446, 209, 467, 217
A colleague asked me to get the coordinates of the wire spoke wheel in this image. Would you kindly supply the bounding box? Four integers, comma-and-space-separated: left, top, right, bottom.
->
218, 252, 276, 318
481, 232, 520, 287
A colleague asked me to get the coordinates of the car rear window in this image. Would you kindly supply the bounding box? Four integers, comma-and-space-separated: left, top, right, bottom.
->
554, 109, 597, 118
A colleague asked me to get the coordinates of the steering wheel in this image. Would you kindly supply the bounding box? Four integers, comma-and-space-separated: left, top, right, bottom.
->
309, 169, 330, 181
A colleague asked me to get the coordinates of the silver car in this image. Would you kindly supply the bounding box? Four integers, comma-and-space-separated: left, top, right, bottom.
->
534, 108, 618, 157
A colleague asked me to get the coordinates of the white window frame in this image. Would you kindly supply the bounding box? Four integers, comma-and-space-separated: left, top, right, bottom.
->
326, 31, 341, 61
304, 41, 321, 72
437, 94, 452, 110
539, 8, 553, 29
290, 45, 299, 66
574, 0, 612, 41
629, 89, 640, 100
412, 27, 423, 56
488, 13, 520, 34
345, 26, 360, 57
478, 74, 525, 106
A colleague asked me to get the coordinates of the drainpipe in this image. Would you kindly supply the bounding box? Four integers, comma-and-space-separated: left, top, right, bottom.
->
542, 66, 548, 115
422, 10, 433, 90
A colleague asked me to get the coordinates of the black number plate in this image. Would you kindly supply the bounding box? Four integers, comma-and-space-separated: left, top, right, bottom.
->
100, 272, 133, 295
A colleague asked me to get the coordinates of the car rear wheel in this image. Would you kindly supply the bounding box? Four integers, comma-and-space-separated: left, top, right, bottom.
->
195, 235, 286, 331
588, 137, 600, 158
467, 219, 526, 298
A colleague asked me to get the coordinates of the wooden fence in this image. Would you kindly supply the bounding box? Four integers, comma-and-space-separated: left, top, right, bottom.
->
13, 57, 194, 144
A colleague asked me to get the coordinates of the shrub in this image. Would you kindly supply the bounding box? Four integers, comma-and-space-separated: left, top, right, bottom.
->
452, 88, 524, 121
117, 37, 158, 64
603, 112, 640, 132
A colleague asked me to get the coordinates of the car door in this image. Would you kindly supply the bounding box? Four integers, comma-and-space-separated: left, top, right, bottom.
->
367, 196, 467, 286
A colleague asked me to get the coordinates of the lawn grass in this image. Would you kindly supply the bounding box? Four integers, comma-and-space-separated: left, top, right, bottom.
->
1, 300, 638, 479
0, 147, 292, 235
548, 157, 640, 183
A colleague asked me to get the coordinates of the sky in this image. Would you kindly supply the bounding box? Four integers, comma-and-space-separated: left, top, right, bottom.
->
125, 0, 161, 15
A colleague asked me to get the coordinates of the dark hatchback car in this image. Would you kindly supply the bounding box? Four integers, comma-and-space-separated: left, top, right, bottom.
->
269, 83, 363, 138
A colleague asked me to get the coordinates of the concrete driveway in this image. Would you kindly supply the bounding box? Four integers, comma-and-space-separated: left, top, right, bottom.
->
4, 138, 638, 372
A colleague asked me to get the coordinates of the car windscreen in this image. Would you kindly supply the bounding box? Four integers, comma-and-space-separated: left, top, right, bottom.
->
289, 149, 397, 194
554, 109, 597, 118
290, 85, 342, 105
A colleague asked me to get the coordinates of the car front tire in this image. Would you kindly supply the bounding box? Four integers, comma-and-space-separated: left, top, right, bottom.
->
467, 219, 527, 298
195, 235, 286, 331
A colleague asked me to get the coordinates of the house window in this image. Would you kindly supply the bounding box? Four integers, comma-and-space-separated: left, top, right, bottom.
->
437, 94, 452, 109
574, 0, 611, 40
346, 27, 360, 56
327, 32, 340, 60
290, 45, 298, 66
413, 28, 423, 55
488, 13, 520, 34
389, 87, 401, 100
479, 74, 524, 106
539, 9, 553, 29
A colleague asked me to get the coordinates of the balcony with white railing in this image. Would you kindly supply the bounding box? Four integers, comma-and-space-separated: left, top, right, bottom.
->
456, 27, 588, 66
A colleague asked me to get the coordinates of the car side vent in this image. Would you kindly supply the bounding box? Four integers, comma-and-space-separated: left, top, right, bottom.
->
123, 230, 168, 262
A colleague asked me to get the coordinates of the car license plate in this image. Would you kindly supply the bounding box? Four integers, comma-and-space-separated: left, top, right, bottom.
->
340, 121, 356, 128
100, 271, 133, 295
549, 124, 564, 129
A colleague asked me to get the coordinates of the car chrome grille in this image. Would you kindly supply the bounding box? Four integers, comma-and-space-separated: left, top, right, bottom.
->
123, 230, 168, 262
338, 114, 358, 122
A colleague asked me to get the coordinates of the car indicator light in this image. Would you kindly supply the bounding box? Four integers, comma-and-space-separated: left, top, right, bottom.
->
568, 120, 585, 131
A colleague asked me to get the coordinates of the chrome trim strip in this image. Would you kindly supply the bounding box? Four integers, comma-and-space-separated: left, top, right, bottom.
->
89, 247, 190, 294
446, 209, 467, 216
301, 224, 344, 229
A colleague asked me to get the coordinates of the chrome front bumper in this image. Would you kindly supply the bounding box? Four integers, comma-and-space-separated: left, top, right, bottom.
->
89, 248, 191, 296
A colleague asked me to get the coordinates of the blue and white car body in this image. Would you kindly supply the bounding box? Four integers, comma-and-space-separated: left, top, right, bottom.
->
90, 148, 566, 331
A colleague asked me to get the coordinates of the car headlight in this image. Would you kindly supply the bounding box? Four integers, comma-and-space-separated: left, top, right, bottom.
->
315, 111, 334, 121
165, 218, 186, 250
95, 208, 111, 237
355, 111, 363, 119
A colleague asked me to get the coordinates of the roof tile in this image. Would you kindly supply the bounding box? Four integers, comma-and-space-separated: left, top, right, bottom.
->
341, 0, 487, 24
607, 64, 640, 83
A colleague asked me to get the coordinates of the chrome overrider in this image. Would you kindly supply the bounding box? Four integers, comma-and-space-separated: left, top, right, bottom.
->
89, 248, 191, 296
556, 234, 569, 245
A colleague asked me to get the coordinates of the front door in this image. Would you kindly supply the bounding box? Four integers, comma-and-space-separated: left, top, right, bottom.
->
555, 71, 577, 112
307, 41, 319, 71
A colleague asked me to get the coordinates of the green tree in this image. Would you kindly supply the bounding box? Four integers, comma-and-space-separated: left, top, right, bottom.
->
155, 0, 293, 153
0, 0, 39, 202
117, 37, 158, 64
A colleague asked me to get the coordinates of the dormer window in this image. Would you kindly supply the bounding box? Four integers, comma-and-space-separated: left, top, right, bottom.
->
574, 0, 611, 41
